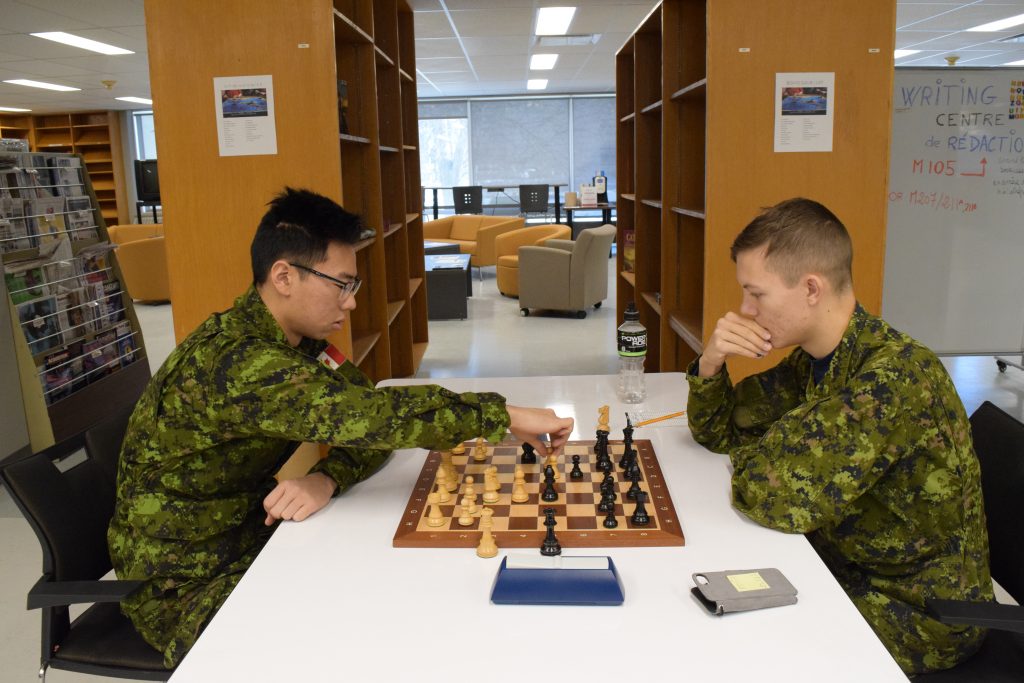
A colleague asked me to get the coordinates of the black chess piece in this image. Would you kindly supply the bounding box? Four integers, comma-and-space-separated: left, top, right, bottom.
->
629, 459, 642, 481
623, 416, 634, 446
570, 454, 584, 479
521, 442, 537, 464
618, 444, 631, 470
603, 506, 618, 528
540, 508, 562, 556
630, 491, 650, 526
627, 465, 642, 500
541, 464, 558, 502
598, 489, 615, 513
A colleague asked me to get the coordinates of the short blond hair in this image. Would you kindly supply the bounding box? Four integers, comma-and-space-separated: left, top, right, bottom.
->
730, 198, 853, 292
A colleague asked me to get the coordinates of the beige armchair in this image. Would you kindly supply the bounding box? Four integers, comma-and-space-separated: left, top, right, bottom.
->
518, 224, 616, 318
422, 215, 524, 267
495, 224, 571, 297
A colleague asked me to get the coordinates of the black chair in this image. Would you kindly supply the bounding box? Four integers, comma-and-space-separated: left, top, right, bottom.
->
0, 406, 172, 681
518, 184, 549, 220
920, 401, 1024, 681
452, 185, 482, 214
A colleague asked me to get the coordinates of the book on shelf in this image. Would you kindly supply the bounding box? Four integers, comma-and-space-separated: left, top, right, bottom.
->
17, 294, 61, 356
5, 259, 47, 304
116, 320, 136, 368
337, 79, 350, 135
41, 346, 75, 404
623, 229, 636, 273
82, 329, 119, 382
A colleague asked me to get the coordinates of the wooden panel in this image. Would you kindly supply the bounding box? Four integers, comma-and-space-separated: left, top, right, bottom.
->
704, 0, 895, 379
145, 0, 343, 343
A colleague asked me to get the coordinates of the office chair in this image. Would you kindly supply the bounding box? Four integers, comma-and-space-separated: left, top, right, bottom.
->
518, 184, 549, 221
920, 401, 1024, 681
0, 405, 172, 681
452, 185, 483, 214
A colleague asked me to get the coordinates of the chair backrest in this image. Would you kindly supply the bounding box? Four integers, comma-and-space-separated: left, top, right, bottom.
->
569, 224, 616, 306
969, 401, 1024, 603
108, 224, 164, 245
519, 184, 549, 213
452, 186, 483, 214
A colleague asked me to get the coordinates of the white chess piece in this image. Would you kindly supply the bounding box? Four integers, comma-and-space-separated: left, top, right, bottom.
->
547, 452, 559, 480
511, 465, 528, 503
473, 436, 488, 462
463, 476, 478, 514
458, 498, 474, 526
476, 507, 498, 558
482, 465, 500, 504
426, 491, 445, 527
440, 452, 459, 492
435, 469, 451, 503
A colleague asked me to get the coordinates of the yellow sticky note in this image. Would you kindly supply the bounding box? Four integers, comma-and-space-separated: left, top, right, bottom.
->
727, 572, 770, 592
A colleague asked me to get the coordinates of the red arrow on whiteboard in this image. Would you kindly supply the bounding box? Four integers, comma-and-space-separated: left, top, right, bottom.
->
961, 158, 987, 177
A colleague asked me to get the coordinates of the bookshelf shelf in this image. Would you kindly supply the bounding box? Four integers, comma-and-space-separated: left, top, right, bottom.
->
340, 133, 372, 144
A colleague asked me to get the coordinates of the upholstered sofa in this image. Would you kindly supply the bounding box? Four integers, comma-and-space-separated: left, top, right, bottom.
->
495, 224, 571, 297
108, 224, 170, 302
422, 215, 524, 267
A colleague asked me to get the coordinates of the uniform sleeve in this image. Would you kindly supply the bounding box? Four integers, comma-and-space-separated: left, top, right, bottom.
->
310, 446, 391, 495
686, 353, 806, 453
211, 339, 510, 451
727, 359, 909, 534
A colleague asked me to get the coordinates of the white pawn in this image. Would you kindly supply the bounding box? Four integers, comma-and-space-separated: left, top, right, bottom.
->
473, 436, 488, 462
458, 498, 474, 526
435, 469, 451, 503
476, 508, 498, 558
463, 476, 478, 514
511, 465, 529, 503
483, 465, 500, 504
547, 452, 559, 480
426, 491, 445, 527
440, 452, 459, 492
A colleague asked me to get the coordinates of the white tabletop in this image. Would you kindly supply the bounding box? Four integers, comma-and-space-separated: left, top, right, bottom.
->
170, 373, 907, 682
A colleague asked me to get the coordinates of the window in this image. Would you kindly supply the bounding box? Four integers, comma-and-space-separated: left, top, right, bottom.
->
132, 110, 156, 159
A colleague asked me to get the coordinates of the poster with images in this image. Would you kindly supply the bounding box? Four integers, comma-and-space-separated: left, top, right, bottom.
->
213, 75, 277, 157
774, 72, 835, 153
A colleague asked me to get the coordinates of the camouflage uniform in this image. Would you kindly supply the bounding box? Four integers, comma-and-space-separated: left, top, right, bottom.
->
686, 305, 992, 675
108, 287, 509, 668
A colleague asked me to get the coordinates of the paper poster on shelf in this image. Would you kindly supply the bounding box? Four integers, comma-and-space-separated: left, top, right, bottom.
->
774, 72, 834, 153
213, 75, 277, 157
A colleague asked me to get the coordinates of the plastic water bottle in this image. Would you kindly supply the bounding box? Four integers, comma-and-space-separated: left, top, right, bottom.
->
617, 302, 646, 403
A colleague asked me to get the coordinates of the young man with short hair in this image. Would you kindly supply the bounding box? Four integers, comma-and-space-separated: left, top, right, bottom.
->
108, 188, 574, 668
686, 197, 992, 674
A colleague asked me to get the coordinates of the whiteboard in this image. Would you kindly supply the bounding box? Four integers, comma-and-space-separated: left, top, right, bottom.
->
883, 68, 1024, 354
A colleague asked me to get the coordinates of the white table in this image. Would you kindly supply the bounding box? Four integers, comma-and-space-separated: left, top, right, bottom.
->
170, 374, 907, 682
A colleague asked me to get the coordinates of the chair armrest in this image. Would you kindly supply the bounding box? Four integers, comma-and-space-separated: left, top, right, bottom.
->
27, 576, 145, 610
518, 246, 572, 275
423, 216, 455, 239
475, 222, 525, 265
925, 599, 1024, 634
543, 239, 574, 253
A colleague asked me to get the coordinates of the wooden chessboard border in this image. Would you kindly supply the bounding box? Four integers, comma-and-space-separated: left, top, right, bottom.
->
393, 438, 685, 548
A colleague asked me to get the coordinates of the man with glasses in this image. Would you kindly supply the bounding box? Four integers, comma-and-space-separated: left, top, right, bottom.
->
108, 188, 574, 668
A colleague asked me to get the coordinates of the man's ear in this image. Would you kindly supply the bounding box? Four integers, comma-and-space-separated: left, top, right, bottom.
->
804, 273, 824, 305
267, 260, 295, 297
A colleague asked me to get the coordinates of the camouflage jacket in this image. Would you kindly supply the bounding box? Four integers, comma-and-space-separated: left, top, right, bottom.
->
686, 305, 992, 674
108, 286, 508, 618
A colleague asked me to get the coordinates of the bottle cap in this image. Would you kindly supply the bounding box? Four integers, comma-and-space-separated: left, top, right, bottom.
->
624, 302, 640, 321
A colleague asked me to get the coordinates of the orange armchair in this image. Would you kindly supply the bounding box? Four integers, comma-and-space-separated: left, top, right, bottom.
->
108, 224, 170, 303
422, 215, 525, 267
495, 224, 571, 296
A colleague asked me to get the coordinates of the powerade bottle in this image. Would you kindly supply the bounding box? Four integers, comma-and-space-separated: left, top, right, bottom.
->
617, 302, 646, 403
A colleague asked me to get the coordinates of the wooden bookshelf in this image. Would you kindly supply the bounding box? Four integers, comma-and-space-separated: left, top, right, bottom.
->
0, 110, 128, 226
616, 0, 896, 380
145, 0, 427, 383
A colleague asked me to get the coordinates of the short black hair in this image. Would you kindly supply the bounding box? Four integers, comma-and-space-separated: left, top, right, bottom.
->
250, 187, 362, 284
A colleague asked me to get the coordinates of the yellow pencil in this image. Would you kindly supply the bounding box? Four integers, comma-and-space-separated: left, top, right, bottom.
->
634, 410, 686, 427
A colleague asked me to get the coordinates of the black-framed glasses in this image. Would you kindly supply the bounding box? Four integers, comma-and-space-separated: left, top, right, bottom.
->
289, 263, 362, 299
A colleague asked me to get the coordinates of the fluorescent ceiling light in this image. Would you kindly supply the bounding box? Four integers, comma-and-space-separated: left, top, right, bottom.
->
530, 54, 558, 70
967, 12, 1024, 32
536, 7, 576, 36
116, 96, 153, 105
1004, 58, 1024, 65
527, 79, 548, 90
30, 31, 133, 55
0, 106, 31, 112
894, 49, 920, 59
3, 79, 80, 92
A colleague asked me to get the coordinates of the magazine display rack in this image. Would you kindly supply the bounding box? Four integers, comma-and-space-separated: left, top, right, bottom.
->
1, 151, 149, 452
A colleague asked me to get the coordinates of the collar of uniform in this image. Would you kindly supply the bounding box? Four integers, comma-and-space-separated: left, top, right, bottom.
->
802, 303, 871, 398
231, 286, 329, 357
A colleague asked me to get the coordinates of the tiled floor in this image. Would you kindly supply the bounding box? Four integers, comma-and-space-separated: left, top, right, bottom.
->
2, 260, 1022, 681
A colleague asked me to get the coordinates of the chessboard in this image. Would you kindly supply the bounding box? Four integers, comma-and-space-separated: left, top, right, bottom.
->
393, 438, 685, 549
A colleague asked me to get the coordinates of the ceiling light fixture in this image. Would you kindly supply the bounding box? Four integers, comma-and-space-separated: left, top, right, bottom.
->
535, 7, 576, 36
3, 79, 80, 92
527, 79, 549, 90
530, 54, 558, 70
116, 96, 153, 105
30, 31, 133, 55
966, 12, 1024, 32
0, 106, 32, 112
894, 49, 920, 59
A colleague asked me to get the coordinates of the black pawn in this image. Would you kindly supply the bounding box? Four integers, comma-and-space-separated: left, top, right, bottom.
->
541, 464, 558, 502
627, 465, 643, 500
541, 508, 562, 556
598, 489, 615, 513
521, 442, 537, 464
600, 473, 615, 495
603, 506, 618, 528
631, 491, 650, 526
569, 454, 584, 480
